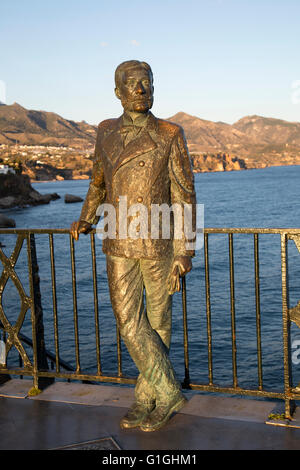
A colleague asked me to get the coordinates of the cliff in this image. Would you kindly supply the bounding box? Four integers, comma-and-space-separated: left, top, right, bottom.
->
0, 173, 60, 209
191, 153, 247, 173
23, 157, 92, 182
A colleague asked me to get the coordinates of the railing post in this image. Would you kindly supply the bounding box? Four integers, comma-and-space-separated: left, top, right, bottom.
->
181, 275, 191, 388
204, 233, 213, 385
69, 234, 81, 374
0, 330, 10, 385
0, 242, 9, 384
90, 232, 102, 375
281, 233, 295, 419
254, 233, 263, 390
27, 233, 54, 394
229, 233, 238, 388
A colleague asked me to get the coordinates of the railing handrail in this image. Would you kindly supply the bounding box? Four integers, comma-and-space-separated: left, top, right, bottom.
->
1, 227, 300, 235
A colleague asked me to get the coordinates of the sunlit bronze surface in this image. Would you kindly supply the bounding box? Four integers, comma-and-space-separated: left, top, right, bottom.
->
70, 61, 196, 428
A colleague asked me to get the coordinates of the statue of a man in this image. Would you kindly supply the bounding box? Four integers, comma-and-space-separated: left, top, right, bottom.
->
70, 60, 196, 432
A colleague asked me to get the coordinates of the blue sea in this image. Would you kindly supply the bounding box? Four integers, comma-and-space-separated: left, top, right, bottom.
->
1, 165, 300, 393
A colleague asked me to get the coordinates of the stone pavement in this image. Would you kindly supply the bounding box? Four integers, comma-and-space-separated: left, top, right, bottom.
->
0, 379, 300, 450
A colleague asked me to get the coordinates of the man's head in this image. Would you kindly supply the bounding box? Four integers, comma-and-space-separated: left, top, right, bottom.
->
115, 60, 154, 114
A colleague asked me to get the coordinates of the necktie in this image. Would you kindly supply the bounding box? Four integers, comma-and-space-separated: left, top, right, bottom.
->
121, 124, 142, 147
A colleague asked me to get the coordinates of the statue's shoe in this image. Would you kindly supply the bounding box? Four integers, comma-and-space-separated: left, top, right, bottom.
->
139, 394, 187, 432
120, 401, 155, 429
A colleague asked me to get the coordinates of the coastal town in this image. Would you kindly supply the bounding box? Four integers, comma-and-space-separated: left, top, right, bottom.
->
0, 142, 249, 180
0, 143, 94, 181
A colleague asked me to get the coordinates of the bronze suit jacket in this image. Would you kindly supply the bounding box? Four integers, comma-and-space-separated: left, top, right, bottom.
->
79, 111, 196, 260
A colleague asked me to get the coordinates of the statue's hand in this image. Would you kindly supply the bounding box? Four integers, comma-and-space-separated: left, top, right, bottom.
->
70, 220, 92, 241
168, 256, 192, 295
172, 255, 192, 276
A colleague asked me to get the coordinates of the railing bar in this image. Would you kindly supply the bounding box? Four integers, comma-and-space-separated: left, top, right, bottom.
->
0, 368, 137, 385
90, 233, 102, 375
188, 383, 285, 399
254, 234, 263, 390
26, 233, 39, 389
69, 234, 81, 373
281, 233, 293, 419
116, 326, 122, 377
204, 228, 300, 234
182, 275, 190, 387
204, 233, 213, 385
0, 366, 288, 400
3, 227, 300, 235
18, 353, 23, 379
229, 233, 238, 388
49, 234, 60, 373
21, 369, 137, 385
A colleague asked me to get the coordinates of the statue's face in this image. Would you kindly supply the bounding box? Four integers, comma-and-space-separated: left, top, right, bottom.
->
115, 66, 154, 113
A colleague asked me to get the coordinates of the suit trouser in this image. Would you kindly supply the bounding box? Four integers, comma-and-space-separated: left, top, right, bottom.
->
106, 254, 181, 404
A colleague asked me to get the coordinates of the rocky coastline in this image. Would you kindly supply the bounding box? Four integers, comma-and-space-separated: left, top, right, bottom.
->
191, 153, 247, 173
0, 173, 60, 210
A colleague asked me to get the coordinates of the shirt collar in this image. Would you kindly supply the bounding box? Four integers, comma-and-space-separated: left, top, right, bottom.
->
122, 111, 150, 128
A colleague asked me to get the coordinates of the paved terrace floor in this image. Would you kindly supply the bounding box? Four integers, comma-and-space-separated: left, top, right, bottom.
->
0, 379, 300, 450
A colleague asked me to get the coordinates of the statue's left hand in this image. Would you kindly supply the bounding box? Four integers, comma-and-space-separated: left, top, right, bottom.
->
168, 256, 192, 295
70, 220, 92, 241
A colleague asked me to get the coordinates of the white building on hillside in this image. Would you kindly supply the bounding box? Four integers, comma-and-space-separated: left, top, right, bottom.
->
0, 164, 15, 175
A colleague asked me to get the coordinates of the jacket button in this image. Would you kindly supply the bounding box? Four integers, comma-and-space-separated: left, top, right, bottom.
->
137, 196, 143, 203
139, 161, 145, 167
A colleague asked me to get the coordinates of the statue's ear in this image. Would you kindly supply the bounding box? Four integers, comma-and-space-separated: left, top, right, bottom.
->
115, 87, 121, 100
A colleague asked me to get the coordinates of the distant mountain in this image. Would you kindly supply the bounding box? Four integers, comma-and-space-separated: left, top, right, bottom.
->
233, 115, 300, 146
2, 103, 300, 172
168, 112, 300, 164
167, 112, 251, 154
167, 111, 300, 169
0, 103, 97, 147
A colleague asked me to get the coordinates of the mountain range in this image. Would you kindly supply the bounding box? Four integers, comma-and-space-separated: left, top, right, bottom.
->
0, 102, 97, 148
1, 103, 300, 170
168, 112, 300, 167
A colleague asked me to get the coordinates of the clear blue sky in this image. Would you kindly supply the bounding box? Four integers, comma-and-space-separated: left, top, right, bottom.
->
1, 0, 300, 125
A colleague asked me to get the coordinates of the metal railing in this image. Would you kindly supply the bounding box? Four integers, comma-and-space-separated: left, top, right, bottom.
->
1, 227, 300, 417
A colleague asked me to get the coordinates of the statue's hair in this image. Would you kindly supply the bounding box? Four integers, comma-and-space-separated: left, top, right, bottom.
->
115, 60, 153, 88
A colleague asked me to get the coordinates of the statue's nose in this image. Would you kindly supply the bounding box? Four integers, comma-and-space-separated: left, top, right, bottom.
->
136, 82, 145, 94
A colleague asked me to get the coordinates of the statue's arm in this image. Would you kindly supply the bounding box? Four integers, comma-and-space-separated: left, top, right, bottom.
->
169, 126, 196, 260
167, 126, 196, 293
70, 127, 106, 240
79, 159, 106, 226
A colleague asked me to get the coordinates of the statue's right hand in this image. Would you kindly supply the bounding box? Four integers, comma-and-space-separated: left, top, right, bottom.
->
70, 220, 92, 241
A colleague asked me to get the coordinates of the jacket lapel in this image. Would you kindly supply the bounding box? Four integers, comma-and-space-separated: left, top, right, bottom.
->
112, 113, 158, 176
101, 117, 123, 166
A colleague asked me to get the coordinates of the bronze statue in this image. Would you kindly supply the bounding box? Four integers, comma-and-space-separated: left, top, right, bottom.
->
70, 60, 196, 432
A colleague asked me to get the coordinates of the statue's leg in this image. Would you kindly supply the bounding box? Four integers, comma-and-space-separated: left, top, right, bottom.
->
134, 257, 173, 402
141, 257, 172, 349
106, 255, 181, 405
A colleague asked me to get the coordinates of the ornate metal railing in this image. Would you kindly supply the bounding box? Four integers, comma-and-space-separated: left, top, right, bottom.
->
1, 228, 300, 417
